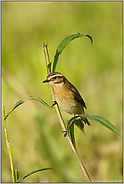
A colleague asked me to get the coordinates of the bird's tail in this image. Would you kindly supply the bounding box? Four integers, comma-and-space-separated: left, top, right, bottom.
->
81, 117, 92, 126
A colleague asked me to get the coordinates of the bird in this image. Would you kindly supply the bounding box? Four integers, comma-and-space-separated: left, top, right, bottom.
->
43, 72, 91, 126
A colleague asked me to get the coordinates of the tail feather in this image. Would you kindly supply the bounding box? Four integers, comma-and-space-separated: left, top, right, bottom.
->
81, 117, 92, 126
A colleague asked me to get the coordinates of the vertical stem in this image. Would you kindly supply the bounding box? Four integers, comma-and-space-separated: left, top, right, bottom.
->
2, 104, 16, 183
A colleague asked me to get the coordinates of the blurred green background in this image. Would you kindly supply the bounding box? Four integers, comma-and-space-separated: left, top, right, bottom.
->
1, 1, 122, 183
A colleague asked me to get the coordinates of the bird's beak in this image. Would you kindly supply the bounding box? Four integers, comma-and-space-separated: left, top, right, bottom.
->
43, 79, 49, 83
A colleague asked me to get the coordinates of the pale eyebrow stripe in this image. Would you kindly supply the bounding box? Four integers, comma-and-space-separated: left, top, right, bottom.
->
48, 74, 63, 80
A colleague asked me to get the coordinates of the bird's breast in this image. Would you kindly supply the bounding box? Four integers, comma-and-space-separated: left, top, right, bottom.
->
54, 87, 84, 115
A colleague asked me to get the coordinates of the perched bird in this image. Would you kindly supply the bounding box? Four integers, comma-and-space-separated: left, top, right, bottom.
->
43, 72, 91, 126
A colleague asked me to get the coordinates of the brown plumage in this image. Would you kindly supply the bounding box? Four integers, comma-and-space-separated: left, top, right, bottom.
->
43, 72, 91, 126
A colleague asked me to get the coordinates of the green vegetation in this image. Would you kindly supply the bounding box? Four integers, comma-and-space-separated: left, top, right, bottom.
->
2, 1, 122, 182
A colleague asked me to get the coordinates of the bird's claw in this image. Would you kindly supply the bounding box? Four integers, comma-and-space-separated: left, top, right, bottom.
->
51, 101, 58, 108
62, 130, 67, 137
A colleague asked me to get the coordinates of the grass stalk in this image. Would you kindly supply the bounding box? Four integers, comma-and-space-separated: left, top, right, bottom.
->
2, 104, 16, 183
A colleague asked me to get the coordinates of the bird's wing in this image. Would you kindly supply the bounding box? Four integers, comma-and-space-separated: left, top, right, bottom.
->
68, 82, 87, 109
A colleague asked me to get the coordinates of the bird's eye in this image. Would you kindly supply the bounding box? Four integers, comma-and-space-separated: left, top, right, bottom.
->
53, 76, 57, 79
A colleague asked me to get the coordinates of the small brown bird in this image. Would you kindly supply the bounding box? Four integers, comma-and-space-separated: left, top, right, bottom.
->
43, 72, 91, 126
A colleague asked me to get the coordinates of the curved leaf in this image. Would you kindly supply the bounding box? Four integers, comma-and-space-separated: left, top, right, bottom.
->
52, 33, 93, 72
67, 114, 121, 137
67, 120, 76, 150
4, 97, 53, 121
29, 96, 53, 110
74, 118, 85, 135
4, 100, 24, 120
67, 118, 85, 135
88, 115, 121, 136
67, 118, 85, 150
16, 167, 52, 183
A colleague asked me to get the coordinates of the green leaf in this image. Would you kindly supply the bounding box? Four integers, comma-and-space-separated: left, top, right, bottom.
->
66, 118, 85, 149
67, 117, 85, 136
29, 96, 53, 110
67, 116, 78, 134
4, 100, 24, 120
91, 115, 121, 137
74, 118, 85, 135
16, 168, 52, 183
4, 96, 53, 121
67, 114, 120, 137
52, 33, 93, 72
78, 114, 121, 137
69, 121, 76, 150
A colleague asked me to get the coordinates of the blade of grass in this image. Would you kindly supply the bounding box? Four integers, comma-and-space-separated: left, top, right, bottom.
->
4, 96, 53, 121
29, 96, 53, 110
4, 100, 24, 120
67, 114, 121, 137
52, 33, 93, 72
74, 119, 85, 135
67, 120, 77, 150
16, 168, 52, 183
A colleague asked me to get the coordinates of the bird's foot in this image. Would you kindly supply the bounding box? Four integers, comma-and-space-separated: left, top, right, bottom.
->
62, 130, 67, 137
51, 101, 58, 108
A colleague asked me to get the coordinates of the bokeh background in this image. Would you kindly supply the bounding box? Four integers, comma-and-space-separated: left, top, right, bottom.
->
1, 1, 122, 183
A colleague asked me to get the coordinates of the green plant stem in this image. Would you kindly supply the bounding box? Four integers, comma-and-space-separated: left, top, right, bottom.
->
2, 104, 16, 183
42, 43, 91, 182
43, 42, 50, 75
